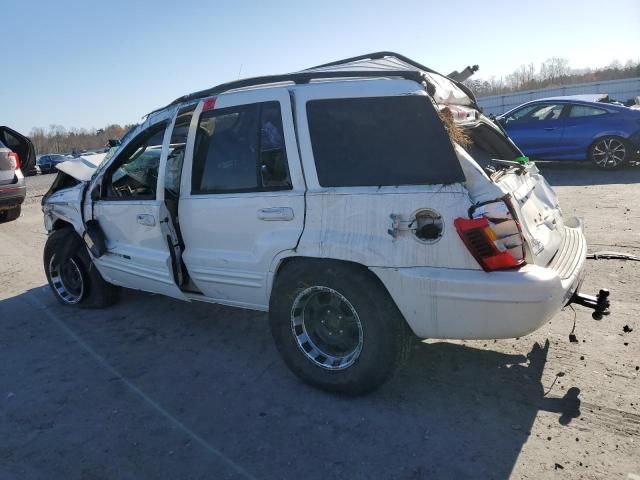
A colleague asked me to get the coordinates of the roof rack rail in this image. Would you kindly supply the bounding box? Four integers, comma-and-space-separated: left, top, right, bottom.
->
307, 51, 438, 74
150, 69, 427, 116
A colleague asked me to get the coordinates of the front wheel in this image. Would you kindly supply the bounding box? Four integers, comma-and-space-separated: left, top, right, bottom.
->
589, 136, 629, 169
269, 260, 414, 395
44, 228, 120, 308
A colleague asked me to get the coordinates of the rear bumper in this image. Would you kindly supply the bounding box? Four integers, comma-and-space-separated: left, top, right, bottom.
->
0, 176, 26, 209
371, 222, 587, 340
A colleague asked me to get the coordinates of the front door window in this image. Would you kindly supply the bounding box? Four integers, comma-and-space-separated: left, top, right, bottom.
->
103, 123, 166, 199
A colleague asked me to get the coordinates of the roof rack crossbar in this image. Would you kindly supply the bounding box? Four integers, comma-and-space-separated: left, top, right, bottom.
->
151, 69, 426, 116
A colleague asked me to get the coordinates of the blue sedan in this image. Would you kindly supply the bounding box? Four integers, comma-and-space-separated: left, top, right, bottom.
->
496, 95, 640, 168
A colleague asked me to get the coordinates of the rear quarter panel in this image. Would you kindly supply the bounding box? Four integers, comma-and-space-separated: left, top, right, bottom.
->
290, 80, 479, 269
296, 186, 477, 268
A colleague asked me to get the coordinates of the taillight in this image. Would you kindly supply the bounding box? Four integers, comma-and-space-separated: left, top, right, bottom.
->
8, 152, 20, 170
455, 199, 526, 272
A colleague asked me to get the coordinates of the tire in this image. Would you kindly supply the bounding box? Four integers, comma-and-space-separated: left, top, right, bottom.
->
0, 205, 21, 223
589, 136, 630, 169
269, 259, 414, 395
43, 227, 120, 308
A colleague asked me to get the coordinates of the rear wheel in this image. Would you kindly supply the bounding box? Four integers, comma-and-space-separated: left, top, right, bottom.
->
269, 260, 414, 395
0, 205, 21, 223
44, 228, 120, 308
589, 136, 629, 169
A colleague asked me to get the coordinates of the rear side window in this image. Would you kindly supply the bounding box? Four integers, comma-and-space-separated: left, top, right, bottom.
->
191, 101, 291, 194
306, 96, 464, 187
568, 105, 607, 117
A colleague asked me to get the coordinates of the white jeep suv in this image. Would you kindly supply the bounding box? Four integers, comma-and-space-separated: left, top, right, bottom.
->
42, 53, 607, 394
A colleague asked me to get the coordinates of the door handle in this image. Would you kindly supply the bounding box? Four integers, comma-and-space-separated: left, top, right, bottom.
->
136, 214, 156, 226
257, 207, 294, 221
543, 127, 555, 131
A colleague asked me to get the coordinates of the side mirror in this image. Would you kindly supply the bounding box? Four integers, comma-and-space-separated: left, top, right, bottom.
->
90, 185, 101, 201
108, 139, 121, 148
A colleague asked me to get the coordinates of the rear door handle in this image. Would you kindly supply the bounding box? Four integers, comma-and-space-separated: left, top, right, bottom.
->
257, 207, 294, 221
136, 214, 156, 226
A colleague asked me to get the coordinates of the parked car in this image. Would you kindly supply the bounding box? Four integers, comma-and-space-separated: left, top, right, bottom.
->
41, 52, 609, 394
496, 94, 640, 168
37, 154, 71, 174
23, 160, 40, 176
0, 126, 35, 222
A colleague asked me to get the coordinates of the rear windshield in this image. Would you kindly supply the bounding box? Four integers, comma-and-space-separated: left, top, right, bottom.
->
306, 96, 464, 187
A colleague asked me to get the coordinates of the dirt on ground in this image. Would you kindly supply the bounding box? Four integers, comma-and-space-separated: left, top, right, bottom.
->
0, 166, 638, 479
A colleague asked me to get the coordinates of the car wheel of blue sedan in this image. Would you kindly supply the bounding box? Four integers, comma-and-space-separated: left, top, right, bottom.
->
589, 136, 629, 169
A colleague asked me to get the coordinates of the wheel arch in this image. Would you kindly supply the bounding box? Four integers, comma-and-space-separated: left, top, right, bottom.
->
588, 134, 631, 167
588, 132, 630, 150
51, 218, 74, 231
267, 255, 404, 319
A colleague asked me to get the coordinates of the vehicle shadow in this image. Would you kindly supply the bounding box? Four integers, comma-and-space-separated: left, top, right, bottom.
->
536, 159, 640, 186
379, 339, 580, 478
1, 287, 580, 480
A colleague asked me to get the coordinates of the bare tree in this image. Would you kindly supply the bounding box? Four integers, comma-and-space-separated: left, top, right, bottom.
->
465, 58, 640, 98
29, 123, 133, 155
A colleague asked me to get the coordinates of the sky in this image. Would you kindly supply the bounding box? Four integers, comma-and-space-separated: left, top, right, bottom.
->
3, 0, 639, 133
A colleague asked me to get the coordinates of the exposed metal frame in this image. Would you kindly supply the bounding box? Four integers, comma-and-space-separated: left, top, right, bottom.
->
307, 51, 478, 106
308, 51, 439, 73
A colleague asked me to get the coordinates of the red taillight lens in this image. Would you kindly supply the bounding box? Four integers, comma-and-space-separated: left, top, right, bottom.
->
8, 152, 20, 170
455, 213, 526, 272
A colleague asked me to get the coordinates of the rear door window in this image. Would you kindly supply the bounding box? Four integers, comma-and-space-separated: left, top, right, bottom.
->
306, 96, 464, 187
191, 101, 291, 194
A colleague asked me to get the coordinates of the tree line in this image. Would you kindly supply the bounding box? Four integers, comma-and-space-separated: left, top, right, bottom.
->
465, 58, 640, 98
29, 124, 134, 156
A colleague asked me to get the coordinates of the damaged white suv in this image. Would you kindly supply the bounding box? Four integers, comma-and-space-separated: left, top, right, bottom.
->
42, 53, 609, 394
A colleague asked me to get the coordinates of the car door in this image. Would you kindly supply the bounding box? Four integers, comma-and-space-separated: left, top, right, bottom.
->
502, 103, 567, 159
559, 103, 610, 159
90, 120, 188, 300
179, 89, 305, 310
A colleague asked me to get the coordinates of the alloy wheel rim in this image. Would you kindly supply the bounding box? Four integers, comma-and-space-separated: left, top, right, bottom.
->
290, 286, 363, 370
49, 254, 84, 304
593, 138, 626, 168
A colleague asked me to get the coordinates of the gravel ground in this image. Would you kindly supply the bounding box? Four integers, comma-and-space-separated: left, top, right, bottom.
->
0, 166, 638, 479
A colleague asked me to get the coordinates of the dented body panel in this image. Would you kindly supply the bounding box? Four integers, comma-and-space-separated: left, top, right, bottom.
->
42, 60, 589, 341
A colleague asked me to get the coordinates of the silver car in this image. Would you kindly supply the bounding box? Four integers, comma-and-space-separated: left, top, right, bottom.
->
0, 126, 35, 222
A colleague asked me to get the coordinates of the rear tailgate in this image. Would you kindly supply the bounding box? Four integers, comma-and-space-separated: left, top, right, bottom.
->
494, 164, 565, 267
